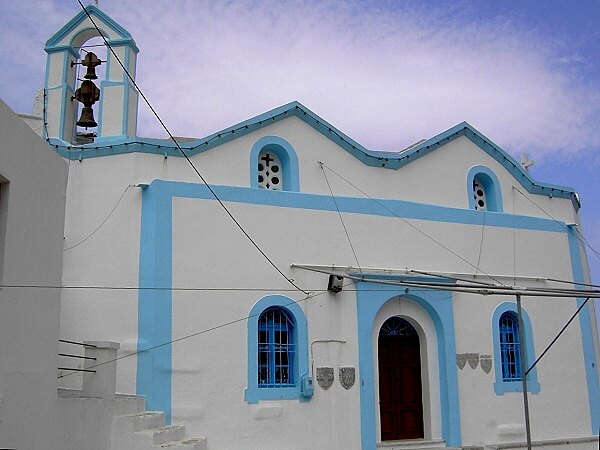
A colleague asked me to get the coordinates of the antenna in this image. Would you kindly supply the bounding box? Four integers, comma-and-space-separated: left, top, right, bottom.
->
520, 153, 535, 171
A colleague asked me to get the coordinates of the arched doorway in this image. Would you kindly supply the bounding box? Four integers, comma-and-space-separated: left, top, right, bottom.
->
378, 317, 424, 441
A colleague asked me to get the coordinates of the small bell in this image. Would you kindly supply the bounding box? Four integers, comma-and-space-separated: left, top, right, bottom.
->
75, 79, 100, 128
82, 52, 102, 80
77, 106, 97, 128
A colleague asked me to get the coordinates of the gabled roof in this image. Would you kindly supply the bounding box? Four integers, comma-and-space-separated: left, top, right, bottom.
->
45, 4, 137, 52
47, 101, 578, 206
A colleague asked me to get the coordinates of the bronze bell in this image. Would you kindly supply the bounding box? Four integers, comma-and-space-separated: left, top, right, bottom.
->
82, 52, 101, 80
75, 79, 100, 128
77, 106, 97, 128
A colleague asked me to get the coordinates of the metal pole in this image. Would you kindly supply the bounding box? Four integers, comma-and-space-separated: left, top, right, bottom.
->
516, 293, 532, 450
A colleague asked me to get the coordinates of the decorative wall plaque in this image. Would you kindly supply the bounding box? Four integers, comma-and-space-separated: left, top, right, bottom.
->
457, 353, 481, 370
316, 367, 334, 390
480, 354, 493, 374
456, 354, 467, 370
339, 367, 355, 390
466, 353, 480, 369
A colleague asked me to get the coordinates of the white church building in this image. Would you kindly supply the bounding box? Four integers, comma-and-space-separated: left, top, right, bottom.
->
3, 4, 599, 450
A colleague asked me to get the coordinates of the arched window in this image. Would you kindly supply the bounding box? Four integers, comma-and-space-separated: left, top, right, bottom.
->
258, 307, 295, 387
492, 302, 540, 394
467, 166, 503, 212
245, 295, 309, 403
250, 136, 299, 192
499, 312, 521, 381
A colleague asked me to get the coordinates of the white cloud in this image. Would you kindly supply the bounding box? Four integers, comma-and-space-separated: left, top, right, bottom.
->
1, 0, 599, 160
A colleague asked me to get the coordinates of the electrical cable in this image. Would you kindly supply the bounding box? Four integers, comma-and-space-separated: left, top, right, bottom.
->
63, 185, 132, 251
319, 162, 508, 286
319, 162, 362, 273
475, 209, 486, 276
58, 280, 354, 379
75, 0, 308, 295
525, 297, 590, 375
513, 185, 600, 262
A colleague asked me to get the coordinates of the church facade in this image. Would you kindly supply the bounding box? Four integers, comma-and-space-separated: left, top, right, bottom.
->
42, 5, 599, 450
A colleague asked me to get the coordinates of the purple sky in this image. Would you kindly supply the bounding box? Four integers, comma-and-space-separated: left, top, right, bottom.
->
1, 1, 598, 291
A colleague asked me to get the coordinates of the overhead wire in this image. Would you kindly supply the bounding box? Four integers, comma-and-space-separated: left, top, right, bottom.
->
75, 0, 308, 295
63, 185, 132, 251
475, 209, 486, 276
319, 161, 362, 273
525, 297, 590, 376
319, 162, 508, 286
513, 185, 600, 262
58, 279, 361, 379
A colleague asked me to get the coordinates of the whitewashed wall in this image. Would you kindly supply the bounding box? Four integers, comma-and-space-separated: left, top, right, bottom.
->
56, 115, 596, 449
0, 99, 68, 450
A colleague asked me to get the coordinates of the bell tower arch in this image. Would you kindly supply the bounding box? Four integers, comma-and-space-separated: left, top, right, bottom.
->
44, 4, 139, 143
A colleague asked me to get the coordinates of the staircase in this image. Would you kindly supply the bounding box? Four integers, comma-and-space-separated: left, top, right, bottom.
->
110, 411, 207, 450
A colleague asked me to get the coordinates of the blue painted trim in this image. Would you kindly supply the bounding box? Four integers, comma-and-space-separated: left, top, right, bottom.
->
566, 229, 600, 432
356, 283, 461, 448
45, 45, 80, 59
135, 181, 565, 233
45, 101, 578, 205
492, 302, 540, 394
467, 165, 503, 212
135, 179, 577, 430
249, 136, 300, 191
244, 295, 309, 403
45, 4, 134, 49
137, 185, 173, 423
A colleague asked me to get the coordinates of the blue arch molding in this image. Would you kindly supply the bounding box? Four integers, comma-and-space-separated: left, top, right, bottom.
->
244, 295, 309, 403
355, 283, 461, 448
250, 136, 300, 191
467, 165, 503, 212
45, 4, 138, 53
45, 101, 579, 208
136, 179, 592, 430
491, 302, 540, 394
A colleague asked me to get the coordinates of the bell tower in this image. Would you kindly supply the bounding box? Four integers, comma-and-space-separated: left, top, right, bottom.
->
44, 4, 139, 144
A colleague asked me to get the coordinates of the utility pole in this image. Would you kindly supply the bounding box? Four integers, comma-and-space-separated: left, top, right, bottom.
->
516, 293, 532, 450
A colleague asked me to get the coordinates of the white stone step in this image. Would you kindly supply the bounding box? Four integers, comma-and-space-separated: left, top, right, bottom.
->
136, 425, 186, 447
154, 436, 208, 449
111, 412, 167, 450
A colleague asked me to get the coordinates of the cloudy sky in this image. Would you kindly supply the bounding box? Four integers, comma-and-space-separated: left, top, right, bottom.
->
1, 0, 599, 287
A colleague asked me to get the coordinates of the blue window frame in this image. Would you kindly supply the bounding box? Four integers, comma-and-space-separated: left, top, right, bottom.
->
245, 295, 309, 403
492, 302, 540, 394
499, 312, 521, 381
258, 307, 295, 387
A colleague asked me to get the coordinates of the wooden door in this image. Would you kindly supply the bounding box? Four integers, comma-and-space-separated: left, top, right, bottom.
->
378, 317, 424, 441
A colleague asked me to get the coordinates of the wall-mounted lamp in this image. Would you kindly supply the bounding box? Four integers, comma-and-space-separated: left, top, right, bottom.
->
327, 275, 344, 293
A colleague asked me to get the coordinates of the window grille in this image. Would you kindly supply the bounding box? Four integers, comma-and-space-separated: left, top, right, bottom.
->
473, 177, 487, 211
380, 317, 417, 336
499, 312, 521, 381
258, 307, 295, 387
257, 151, 282, 190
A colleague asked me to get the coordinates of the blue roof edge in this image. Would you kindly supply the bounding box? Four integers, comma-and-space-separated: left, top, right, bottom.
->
47, 101, 579, 208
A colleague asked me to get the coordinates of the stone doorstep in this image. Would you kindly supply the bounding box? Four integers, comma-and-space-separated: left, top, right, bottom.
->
377, 439, 448, 450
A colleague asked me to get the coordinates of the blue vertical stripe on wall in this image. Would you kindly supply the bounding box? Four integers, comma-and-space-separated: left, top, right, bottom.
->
137, 182, 173, 423
567, 228, 600, 432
